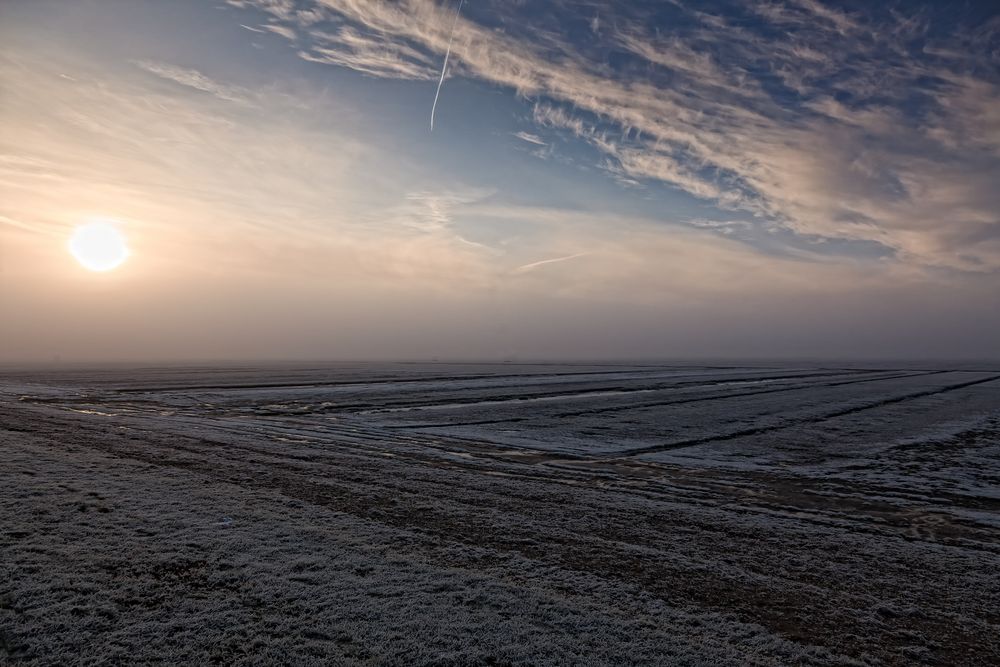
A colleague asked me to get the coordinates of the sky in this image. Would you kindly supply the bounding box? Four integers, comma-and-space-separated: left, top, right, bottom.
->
1, 0, 998, 362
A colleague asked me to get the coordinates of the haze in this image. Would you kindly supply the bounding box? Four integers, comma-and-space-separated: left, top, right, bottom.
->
1, 0, 998, 362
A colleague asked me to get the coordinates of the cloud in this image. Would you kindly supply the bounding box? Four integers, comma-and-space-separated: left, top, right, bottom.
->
7, 9, 1000, 361
512, 252, 589, 274
2, 49, 498, 296
687, 219, 756, 236
512, 131, 546, 146
262, 23, 297, 40
298, 26, 437, 79
134, 60, 253, 105
227, 0, 1000, 272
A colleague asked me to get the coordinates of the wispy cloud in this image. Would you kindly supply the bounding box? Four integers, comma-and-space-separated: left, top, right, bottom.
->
298, 26, 437, 79
512, 252, 589, 274
262, 23, 296, 40
7, 4, 1000, 360
134, 60, 253, 105
512, 131, 546, 146
1, 49, 496, 292
228, 0, 1000, 272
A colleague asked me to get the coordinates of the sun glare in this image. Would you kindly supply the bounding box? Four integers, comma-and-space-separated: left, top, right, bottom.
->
69, 222, 129, 272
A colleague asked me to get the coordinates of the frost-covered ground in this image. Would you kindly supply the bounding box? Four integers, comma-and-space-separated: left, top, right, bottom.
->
1, 362, 999, 665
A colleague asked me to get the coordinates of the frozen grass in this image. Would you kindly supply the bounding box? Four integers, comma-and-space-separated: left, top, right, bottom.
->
2, 363, 999, 664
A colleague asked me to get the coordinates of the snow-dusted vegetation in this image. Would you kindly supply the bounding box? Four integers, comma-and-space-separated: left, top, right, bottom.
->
2, 363, 999, 664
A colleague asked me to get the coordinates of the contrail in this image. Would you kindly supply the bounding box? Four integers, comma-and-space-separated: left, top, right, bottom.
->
512, 252, 590, 274
430, 0, 466, 131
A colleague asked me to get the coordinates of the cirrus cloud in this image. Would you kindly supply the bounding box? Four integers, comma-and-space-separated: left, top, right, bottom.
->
229, 0, 1000, 272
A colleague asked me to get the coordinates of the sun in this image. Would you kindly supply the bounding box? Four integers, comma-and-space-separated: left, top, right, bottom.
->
69, 221, 129, 272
